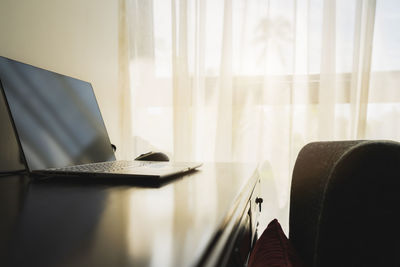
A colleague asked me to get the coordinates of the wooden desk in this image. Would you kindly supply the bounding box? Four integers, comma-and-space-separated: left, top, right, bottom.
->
0, 163, 261, 267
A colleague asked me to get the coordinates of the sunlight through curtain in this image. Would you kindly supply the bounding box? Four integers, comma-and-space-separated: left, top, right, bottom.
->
119, 0, 400, 232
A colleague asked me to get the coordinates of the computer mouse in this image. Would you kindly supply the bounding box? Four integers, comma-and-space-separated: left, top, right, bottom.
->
134, 151, 170, 162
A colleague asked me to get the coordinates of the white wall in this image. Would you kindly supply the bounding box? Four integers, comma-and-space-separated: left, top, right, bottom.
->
0, 0, 121, 152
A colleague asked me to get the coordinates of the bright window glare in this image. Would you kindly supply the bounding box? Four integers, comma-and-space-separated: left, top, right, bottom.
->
152, 0, 400, 77
130, 0, 400, 160
372, 0, 400, 71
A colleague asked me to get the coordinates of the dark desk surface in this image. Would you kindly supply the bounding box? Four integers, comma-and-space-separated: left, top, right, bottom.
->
0, 163, 258, 267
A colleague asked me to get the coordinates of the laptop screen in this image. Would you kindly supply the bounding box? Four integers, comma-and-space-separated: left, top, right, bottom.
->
0, 57, 116, 171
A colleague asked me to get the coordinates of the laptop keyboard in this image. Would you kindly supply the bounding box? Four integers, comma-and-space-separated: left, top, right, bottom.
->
48, 160, 153, 173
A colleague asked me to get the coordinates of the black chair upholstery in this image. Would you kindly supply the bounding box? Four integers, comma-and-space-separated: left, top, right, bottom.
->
289, 140, 400, 267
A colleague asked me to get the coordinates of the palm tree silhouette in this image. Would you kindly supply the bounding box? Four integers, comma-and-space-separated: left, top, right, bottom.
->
254, 16, 292, 66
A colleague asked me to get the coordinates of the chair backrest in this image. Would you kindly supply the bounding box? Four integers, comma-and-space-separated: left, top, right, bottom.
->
289, 140, 400, 267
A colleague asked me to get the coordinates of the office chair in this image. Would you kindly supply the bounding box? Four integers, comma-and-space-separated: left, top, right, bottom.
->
290, 140, 400, 267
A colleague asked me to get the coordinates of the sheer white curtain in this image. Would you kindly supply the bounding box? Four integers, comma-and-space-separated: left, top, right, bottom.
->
119, 0, 400, 232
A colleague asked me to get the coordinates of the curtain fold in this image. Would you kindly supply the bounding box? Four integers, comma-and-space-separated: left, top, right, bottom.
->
318, 0, 336, 140
121, 0, 400, 232
215, 0, 233, 162
351, 0, 376, 139
118, 0, 133, 159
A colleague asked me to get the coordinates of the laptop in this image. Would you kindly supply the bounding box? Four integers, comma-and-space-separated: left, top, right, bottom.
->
0, 56, 201, 184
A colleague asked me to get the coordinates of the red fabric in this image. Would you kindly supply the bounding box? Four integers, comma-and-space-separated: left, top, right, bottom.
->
248, 219, 304, 267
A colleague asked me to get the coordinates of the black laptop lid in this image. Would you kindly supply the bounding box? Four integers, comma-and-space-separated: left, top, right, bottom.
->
0, 57, 116, 171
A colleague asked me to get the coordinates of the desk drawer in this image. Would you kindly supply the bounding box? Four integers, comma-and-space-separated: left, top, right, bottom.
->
225, 201, 252, 267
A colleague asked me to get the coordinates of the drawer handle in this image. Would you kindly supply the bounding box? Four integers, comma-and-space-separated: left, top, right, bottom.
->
255, 197, 263, 212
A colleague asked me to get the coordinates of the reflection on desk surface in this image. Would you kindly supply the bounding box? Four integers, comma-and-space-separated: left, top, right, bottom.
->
0, 163, 258, 267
